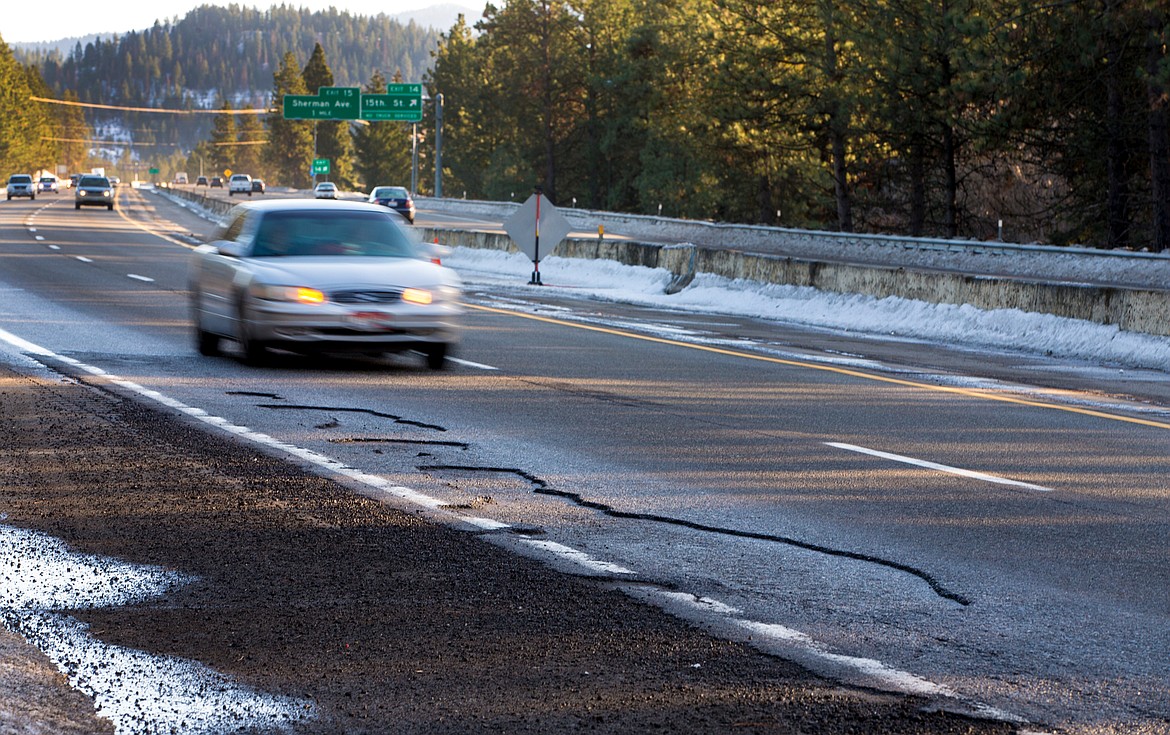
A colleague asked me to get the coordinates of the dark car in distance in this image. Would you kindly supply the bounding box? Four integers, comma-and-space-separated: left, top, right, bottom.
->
251, 178, 266, 194
367, 186, 416, 224
197, 176, 209, 186
210, 177, 224, 188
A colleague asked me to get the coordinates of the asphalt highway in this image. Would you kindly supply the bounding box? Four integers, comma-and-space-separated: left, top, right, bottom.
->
1, 184, 1168, 734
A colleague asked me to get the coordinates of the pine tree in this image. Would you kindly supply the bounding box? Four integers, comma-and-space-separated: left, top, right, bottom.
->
302, 42, 357, 189
353, 70, 413, 191
264, 51, 313, 188
234, 110, 266, 178
208, 98, 237, 176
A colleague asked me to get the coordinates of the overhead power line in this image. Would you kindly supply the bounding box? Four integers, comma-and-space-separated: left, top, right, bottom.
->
30, 96, 270, 115
41, 137, 268, 146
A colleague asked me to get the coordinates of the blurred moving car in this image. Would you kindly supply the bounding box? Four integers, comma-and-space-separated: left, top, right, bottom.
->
74, 175, 114, 210
67, 174, 80, 189
109, 176, 120, 187
6, 174, 35, 200
313, 182, 338, 199
210, 176, 224, 188
188, 199, 461, 368
39, 176, 60, 193
229, 173, 253, 196
197, 176, 209, 186
251, 178, 266, 194
367, 186, 416, 224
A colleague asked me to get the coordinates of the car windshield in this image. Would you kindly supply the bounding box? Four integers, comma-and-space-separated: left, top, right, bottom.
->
10, 175, 32, 183
78, 176, 109, 187
251, 210, 416, 258
373, 187, 408, 198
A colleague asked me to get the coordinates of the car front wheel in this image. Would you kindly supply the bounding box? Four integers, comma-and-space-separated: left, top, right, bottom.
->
423, 343, 449, 370
236, 302, 271, 366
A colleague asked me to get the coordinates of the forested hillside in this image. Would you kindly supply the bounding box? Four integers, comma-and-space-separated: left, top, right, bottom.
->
26, 5, 438, 103
426, 0, 1170, 251
13, 5, 439, 155
4, 0, 1168, 251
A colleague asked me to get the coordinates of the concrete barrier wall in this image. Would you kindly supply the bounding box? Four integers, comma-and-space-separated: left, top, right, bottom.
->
421, 226, 1170, 339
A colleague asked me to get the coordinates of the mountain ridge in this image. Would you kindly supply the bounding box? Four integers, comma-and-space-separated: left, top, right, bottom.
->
9, 3, 476, 53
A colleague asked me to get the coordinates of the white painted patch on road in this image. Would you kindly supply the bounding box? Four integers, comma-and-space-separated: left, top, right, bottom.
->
0, 525, 316, 734
76, 256, 93, 263
127, 274, 154, 283
826, 442, 1054, 492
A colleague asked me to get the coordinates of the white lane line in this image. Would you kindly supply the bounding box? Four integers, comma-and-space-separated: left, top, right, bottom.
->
448, 356, 498, 370
826, 442, 1053, 492
520, 539, 636, 575
0, 326, 1024, 724
127, 274, 154, 283
48, 245, 60, 250
75, 256, 92, 263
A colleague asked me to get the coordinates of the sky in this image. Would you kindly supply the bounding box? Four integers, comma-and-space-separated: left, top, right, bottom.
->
1, 0, 465, 43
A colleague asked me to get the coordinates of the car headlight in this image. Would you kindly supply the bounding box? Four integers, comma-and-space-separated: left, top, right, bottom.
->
251, 284, 327, 304
401, 288, 433, 305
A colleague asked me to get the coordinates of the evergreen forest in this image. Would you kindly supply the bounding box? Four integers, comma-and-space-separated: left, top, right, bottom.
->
2, 0, 1169, 251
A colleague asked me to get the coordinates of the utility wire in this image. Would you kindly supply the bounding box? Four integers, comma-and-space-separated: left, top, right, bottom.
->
30, 96, 270, 115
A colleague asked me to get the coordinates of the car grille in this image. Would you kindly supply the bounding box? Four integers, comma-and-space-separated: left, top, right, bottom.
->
331, 289, 403, 304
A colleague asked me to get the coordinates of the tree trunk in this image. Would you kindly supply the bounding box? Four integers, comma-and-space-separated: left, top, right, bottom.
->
540, 0, 558, 203
943, 122, 958, 238
1105, 45, 1131, 249
910, 140, 927, 237
1146, 9, 1170, 252
821, 0, 853, 232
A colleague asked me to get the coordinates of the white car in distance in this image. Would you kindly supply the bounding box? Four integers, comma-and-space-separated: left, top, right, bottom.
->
229, 174, 253, 196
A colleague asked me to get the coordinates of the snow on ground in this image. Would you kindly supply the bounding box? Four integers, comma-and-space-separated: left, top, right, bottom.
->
441, 245, 1170, 373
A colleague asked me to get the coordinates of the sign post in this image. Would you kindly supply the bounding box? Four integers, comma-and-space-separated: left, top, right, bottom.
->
503, 188, 572, 286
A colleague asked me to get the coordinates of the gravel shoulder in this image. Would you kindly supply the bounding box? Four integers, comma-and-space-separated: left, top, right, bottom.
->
0, 362, 1019, 733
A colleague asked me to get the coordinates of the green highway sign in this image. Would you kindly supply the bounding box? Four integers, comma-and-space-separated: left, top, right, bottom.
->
283, 94, 336, 120
148, 167, 160, 175
361, 95, 422, 121
387, 83, 422, 95
361, 83, 423, 122
312, 158, 330, 175
284, 85, 422, 121
318, 86, 360, 119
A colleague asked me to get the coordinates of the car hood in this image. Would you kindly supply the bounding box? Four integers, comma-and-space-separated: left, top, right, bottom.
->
247, 257, 460, 290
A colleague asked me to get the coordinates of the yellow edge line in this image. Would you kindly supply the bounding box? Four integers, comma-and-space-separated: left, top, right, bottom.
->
466, 302, 1170, 431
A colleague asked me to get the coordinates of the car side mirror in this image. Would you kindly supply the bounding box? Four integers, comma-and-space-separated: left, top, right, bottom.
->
214, 240, 244, 258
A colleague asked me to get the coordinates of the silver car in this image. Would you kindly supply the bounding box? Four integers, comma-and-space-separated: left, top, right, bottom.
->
6, 174, 35, 200
188, 199, 461, 367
